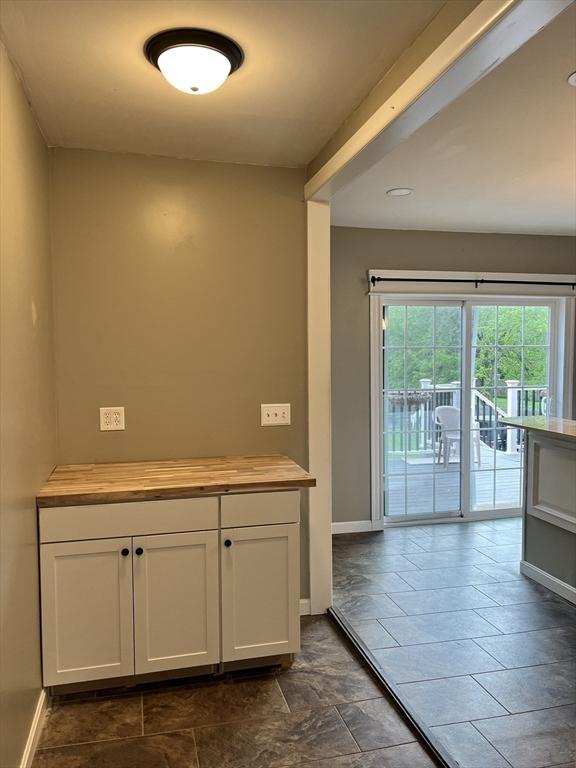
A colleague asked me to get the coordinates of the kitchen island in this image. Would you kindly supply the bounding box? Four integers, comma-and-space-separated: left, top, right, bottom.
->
501, 416, 576, 604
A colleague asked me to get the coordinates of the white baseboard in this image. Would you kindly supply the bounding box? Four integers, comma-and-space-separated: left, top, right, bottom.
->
521, 561, 576, 605
20, 689, 47, 768
382, 511, 521, 528
333, 512, 521, 534
460, 509, 521, 522
332, 520, 384, 534
299, 598, 311, 616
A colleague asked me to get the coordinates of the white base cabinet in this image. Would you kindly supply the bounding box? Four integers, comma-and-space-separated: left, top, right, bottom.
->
221, 524, 300, 662
40, 538, 135, 686
39, 491, 300, 687
133, 531, 220, 674
41, 530, 220, 686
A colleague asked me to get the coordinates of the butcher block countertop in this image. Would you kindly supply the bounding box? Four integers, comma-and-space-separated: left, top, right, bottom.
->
37, 455, 316, 507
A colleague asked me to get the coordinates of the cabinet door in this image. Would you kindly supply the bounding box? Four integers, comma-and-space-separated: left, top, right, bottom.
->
133, 531, 219, 674
41, 538, 134, 686
221, 524, 300, 662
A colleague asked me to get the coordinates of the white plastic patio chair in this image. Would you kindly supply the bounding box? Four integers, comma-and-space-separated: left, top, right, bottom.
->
435, 405, 481, 468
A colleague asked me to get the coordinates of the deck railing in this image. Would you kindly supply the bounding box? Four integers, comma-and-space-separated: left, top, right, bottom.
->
384, 381, 546, 455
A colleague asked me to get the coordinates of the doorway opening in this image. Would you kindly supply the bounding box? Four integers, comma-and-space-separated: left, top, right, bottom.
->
332, 283, 574, 768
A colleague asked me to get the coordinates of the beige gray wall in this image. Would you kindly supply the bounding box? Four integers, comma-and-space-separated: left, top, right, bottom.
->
50, 148, 309, 587
0, 45, 57, 767
331, 226, 576, 523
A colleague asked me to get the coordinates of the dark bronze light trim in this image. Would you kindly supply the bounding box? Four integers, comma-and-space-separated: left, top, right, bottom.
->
144, 28, 244, 74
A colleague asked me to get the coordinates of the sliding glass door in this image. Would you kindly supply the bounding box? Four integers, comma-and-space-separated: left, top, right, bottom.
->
373, 297, 559, 521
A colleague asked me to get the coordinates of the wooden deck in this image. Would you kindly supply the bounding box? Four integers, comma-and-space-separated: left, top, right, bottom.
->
385, 443, 522, 516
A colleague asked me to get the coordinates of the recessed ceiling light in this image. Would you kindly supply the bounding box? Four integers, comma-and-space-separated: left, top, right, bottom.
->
386, 187, 414, 197
568, 72, 576, 87
144, 28, 244, 95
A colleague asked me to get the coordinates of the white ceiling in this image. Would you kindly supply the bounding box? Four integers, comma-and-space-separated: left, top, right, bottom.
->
0, 0, 443, 167
332, 4, 576, 236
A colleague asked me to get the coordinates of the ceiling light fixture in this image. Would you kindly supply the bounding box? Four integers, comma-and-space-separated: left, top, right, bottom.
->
568, 72, 576, 87
144, 28, 244, 95
386, 187, 413, 197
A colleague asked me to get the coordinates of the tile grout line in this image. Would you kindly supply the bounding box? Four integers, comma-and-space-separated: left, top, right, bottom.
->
37, 732, 160, 752
469, 623, 576, 642
48, 690, 364, 750
469, 609, 576, 635
475, 657, 576, 675
277, 741, 428, 767
41, 702, 371, 754
385, 581, 505, 595
469, 672, 514, 715
336, 580, 556, 602
341, 600, 498, 619
469, 607, 511, 634
468, 636, 508, 667
273, 673, 293, 714
187, 703, 361, 733
191, 727, 201, 768
386, 670, 505, 687
371, 629, 504, 649
399, 577, 524, 590
361, 560, 522, 575
467, 719, 515, 768
333, 704, 363, 755
393, 565, 503, 583
376, 557, 520, 573
469, 702, 576, 723
151, 706, 303, 735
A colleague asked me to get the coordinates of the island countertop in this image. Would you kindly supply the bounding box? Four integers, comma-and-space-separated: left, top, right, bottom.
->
500, 416, 576, 442
37, 454, 316, 507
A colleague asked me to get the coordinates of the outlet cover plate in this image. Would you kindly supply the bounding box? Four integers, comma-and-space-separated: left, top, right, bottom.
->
100, 406, 125, 431
261, 403, 291, 426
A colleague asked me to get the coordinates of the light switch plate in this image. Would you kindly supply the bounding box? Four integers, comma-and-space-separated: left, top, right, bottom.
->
261, 403, 291, 426
100, 406, 125, 431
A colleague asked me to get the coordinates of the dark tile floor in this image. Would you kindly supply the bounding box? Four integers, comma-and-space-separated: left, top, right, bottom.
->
33, 617, 439, 768
332, 517, 576, 768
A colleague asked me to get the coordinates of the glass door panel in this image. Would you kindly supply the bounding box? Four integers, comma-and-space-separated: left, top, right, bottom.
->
470, 303, 552, 512
382, 303, 463, 518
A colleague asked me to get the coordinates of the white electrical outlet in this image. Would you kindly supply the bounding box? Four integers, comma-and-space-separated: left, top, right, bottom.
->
261, 403, 291, 426
100, 406, 125, 431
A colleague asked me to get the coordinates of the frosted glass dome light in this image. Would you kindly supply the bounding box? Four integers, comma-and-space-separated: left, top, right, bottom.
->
157, 46, 231, 94
145, 29, 243, 96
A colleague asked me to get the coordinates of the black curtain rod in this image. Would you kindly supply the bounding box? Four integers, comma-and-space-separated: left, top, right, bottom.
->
370, 276, 576, 289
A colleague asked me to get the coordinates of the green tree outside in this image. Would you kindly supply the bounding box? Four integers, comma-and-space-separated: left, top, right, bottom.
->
384, 305, 550, 411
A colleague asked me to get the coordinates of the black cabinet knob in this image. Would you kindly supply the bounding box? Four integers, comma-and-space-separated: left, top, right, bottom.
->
224, 539, 232, 548
135, 547, 144, 556
121, 548, 130, 557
